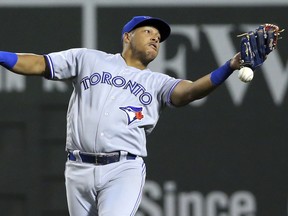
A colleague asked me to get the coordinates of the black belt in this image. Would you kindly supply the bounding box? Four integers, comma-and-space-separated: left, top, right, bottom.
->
68, 151, 137, 165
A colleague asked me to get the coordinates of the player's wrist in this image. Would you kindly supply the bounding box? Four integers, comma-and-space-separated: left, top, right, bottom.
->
210, 60, 234, 86
0, 51, 18, 69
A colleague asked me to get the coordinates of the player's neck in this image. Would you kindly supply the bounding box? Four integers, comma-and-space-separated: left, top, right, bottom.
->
121, 52, 148, 70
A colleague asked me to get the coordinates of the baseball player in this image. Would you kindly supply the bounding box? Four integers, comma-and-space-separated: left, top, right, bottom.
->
0, 16, 279, 216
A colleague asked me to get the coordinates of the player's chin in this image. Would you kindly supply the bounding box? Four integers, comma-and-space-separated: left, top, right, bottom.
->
146, 50, 158, 61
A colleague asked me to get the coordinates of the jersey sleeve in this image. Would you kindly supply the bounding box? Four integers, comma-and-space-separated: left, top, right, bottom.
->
44, 48, 87, 80
165, 79, 182, 107
157, 74, 182, 108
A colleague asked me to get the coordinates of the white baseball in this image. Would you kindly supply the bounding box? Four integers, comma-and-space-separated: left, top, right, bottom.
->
238, 67, 254, 83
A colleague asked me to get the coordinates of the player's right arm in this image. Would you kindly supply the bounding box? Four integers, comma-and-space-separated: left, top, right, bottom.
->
0, 51, 47, 76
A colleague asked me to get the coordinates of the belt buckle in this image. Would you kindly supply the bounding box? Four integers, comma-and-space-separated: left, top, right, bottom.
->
94, 156, 100, 165
94, 153, 118, 165
95, 155, 106, 165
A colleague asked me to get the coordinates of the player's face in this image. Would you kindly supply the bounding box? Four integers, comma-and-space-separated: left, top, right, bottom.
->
129, 26, 161, 64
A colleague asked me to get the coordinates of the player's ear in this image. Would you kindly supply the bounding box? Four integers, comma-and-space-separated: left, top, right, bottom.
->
122, 32, 129, 43
123, 32, 133, 44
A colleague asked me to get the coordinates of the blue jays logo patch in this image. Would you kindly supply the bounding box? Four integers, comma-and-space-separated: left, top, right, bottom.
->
119, 106, 144, 125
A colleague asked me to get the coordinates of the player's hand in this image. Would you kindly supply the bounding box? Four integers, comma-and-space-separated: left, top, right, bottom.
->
229, 52, 241, 70
238, 24, 284, 71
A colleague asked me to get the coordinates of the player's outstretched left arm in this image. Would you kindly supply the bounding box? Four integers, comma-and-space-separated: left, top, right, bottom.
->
0, 51, 47, 76
170, 53, 241, 107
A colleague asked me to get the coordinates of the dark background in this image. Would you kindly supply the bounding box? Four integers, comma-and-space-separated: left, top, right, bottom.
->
0, 3, 288, 216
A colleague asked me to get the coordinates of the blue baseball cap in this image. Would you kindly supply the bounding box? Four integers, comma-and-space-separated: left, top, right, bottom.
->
121, 16, 171, 42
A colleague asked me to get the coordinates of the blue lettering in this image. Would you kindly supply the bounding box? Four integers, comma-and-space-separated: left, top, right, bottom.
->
124, 80, 138, 94
80, 71, 153, 105
80, 76, 90, 90
133, 84, 146, 96
101, 72, 112, 85
140, 92, 152, 105
112, 76, 126, 87
90, 73, 101, 85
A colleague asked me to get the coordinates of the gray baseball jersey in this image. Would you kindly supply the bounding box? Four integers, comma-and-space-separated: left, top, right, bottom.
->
45, 48, 181, 157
